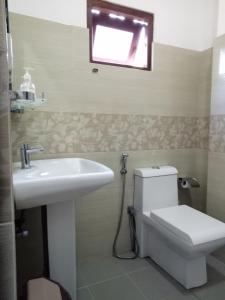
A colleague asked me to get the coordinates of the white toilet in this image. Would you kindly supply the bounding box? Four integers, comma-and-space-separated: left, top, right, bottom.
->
134, 166, 225, 289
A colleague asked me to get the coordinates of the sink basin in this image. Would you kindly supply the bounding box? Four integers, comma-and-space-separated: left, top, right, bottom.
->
13, 158, 114, 209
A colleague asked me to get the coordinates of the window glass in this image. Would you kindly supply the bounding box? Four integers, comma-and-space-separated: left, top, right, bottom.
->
93, 26, 134, 64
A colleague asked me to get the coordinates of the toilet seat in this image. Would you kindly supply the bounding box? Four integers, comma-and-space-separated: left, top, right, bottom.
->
150, 205, 225, 246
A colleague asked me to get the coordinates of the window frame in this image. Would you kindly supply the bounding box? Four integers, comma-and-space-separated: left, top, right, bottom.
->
87, 0, 154, 71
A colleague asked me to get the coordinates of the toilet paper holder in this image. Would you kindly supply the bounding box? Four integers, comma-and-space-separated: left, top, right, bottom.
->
178, 177, 200, 189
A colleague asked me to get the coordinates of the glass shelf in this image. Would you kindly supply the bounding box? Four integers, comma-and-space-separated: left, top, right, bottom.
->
11, 97, 47, 113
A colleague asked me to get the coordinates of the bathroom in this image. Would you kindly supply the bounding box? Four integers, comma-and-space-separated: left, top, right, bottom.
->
1, 0, 225, 299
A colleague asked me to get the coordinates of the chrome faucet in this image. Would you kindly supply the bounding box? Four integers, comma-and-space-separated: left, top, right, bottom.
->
20, 144, 44, 169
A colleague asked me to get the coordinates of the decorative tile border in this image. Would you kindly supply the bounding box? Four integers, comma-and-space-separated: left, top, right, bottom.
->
11, 111, 209, 158
209, 115, 225, 153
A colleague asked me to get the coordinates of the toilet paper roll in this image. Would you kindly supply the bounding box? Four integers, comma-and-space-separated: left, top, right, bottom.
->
180, 179, 190, 189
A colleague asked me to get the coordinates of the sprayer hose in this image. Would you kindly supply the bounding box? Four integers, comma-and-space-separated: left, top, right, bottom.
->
112, 173, 139, 259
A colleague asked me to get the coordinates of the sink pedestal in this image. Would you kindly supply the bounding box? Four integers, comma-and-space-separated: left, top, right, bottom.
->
47, 200, 77, 300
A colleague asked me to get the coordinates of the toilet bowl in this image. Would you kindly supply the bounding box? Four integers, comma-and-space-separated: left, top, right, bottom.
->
134, 166, 225, 289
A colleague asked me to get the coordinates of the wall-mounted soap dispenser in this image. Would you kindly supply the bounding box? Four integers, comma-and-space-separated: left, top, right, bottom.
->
10, 68, 46, 113
20, 68, 36, 100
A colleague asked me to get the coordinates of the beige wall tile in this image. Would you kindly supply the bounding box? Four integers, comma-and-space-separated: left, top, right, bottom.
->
74, 149, 207, 260
11, 147, 207, 261
0, 5, 16, 300
10, 13, 211, 263
210, 34, 225, 115
207, 152, 225, 221
207, 35, 225, 222
0, 0, 7, 52
0, 223, 17, 300
0, 5, 14, 224
0, 112, 13, 223
10, 13, 211, 117
0, 53, 9, 103
197, 48, 213, 117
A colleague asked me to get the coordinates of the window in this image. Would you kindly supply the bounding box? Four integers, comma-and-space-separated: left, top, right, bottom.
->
87, 0, 154, 70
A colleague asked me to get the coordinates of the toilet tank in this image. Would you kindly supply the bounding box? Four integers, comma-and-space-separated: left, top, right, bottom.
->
134, 166, 178, 213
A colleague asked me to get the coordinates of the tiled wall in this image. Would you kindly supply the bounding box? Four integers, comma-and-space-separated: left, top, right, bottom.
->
207, 35, 225, 221
207, 34, 225, 265
0, 1, 16, 299
10, 13, 212, 263
11, 112, 209, 157
207, 34, 225, 222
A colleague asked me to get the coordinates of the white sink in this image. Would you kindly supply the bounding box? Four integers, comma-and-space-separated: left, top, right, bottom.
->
13, 158, 114, 209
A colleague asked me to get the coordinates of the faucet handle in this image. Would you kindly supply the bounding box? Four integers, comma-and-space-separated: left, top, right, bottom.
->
20, 144, 44, 152
20, 144, 28, 150
27, 145, 44, 154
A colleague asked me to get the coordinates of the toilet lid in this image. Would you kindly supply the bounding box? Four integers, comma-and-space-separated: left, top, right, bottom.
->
151, 205, 225, 246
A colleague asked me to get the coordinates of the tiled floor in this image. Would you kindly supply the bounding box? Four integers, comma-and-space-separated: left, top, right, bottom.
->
77, 255, 225, 300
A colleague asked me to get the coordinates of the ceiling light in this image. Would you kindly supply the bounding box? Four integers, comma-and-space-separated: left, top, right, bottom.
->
91, 9, 100, 15
133, 19, 148, 26
109, 13, 125, 21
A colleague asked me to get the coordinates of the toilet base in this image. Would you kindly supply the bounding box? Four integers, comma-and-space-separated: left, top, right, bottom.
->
146, 226, 207, 289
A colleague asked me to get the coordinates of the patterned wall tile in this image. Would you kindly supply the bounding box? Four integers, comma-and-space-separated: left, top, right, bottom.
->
11, 111, 209, 159
209, 115, 225, 153
11, 111, 80, 156
196, 117, 210, 150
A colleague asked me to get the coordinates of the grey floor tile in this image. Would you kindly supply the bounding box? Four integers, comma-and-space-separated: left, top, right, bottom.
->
128, 260, 192, 300
78, 256, 225, 300
206, 265, 225, 282
212, 247, 225, 264
194, 281, 225, 300
119, 256, 151, 273
193, 265, 225, 300
78, 256, 125, 287
77, 269, 88, 289
77, 288, 94, 300
161, 294, 199, 300
89, 275, 147, 300
207, 255, 225, 277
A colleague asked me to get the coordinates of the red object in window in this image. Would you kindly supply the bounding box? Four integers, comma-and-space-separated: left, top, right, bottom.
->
87, 0, 154, 70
